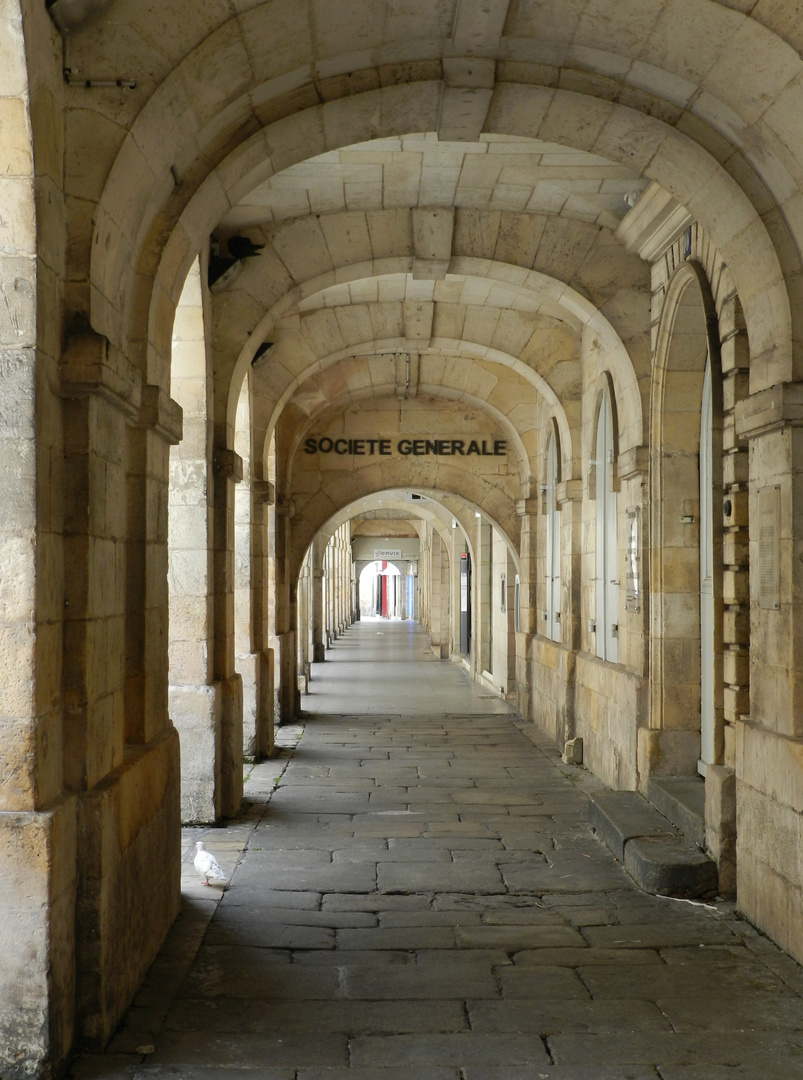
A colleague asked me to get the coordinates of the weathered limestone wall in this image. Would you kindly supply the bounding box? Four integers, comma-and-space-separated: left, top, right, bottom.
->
736, 723, 803, 961
75, 727, 180, 1046
0, 801, 76, 1078
529, 638, 575, 748
0, 4, 76, 1074
735, 405, 803, 962
574, 655, 646, 791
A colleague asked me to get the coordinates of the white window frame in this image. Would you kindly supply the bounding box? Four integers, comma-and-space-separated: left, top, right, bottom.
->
594, 392, 618, 663
545, 431, 561, 643
699, 354, 715, 773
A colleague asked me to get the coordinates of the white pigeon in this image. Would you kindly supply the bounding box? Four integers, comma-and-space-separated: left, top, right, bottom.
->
194, 840, 225, 886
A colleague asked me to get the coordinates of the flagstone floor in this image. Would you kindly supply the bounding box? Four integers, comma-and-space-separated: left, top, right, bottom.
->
70, 620, 803, 1079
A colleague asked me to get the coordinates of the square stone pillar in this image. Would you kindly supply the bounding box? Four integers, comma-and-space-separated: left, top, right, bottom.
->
734, 384, 803, 961
312, 534, 326, 661
212, 447, 244, 816
61, 335, 182, 1047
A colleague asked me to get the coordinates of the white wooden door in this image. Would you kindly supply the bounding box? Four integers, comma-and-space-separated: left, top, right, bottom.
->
699, 355, 715, 773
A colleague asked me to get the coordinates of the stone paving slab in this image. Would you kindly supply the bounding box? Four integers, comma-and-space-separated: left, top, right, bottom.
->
336, 925, 457, 949
164, 997, 468, 1034
467, 998, 672, 1034
298, 1070, 460, 1079
462, 1070, 659, 1080
138, 1071, 295, 1080
350, 1032, 551, 1067
342, 961, 500, 999
658, 1067, 803, 1080
581, 919, 745, 948
658, 990, 803, 1030
456, 924, 587, 949
512, 947, 662, 966
377, 860, 506, 893
144, 1031, 348, 1068
578, 959, 788, 999
181, 949, 342, 998
496, 966, 590, 999
546, 1031, 803, 1072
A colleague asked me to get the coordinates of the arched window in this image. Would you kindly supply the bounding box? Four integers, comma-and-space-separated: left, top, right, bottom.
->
594, 391, 618, 663
544, 429, 561, 643
700, 353, 715, 770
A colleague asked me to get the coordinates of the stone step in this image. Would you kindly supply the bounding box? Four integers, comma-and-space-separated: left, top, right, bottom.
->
647, 776, 706, 848
589, 789, 719, 899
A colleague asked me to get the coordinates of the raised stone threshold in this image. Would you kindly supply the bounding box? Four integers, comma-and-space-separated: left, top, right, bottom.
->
589, 782, 718, 899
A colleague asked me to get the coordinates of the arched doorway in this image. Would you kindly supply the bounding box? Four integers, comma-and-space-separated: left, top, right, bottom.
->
359, 560, 403, 620
649, 261, 724, 778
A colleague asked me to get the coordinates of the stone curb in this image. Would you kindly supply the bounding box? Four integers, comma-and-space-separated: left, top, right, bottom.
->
588, 790, 719, 898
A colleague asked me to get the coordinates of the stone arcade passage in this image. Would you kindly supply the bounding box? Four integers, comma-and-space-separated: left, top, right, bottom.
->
5, 0, 803, 1075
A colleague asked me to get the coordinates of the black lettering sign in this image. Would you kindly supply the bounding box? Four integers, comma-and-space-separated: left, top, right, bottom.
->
304, 436, 508, 457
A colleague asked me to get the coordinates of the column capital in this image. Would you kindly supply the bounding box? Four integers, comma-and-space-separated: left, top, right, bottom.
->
556, 478, 583, 506
137, 384, 183, 444
736, 381, 803, 440
617, 445, 648, 482
252, 480, 275, 504
60, 332, 141, 419
213, 448, 243, 482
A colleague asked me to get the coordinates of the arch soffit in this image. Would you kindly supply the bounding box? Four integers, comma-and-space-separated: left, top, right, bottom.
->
146, 91, 789, 372
300, 488, 519, 585
80, 0, 803, 257
258, 339, 575, 484
289, 467, 520, 584
590, 371, 620, 469
280, 385, 534, 495
542, 415, 563, 486
650, 260, 724, 455
92, 0, 803, 270
90, 57, 794, 383
234, 259, 638, 427
300, 490, 474, 582
211, 216, 649, 362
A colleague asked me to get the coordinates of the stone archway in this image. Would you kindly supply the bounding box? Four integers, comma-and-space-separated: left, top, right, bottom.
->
647, 260, 724, 782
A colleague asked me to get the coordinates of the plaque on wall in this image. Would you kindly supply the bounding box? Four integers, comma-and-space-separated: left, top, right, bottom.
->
758, 486, 780, 610
625, 506, 640, 612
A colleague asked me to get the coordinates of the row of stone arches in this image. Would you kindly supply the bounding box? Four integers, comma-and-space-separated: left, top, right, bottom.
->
5, 3, 803, 1073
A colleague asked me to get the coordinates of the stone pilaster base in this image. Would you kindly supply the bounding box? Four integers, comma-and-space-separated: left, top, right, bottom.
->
220, 674, 243, 817
239, 649, 274, 761
169, 682, 222, 823
736, 722, 803, 963
76, 726, 180, 1049
0, 798, 77, 1080
637, 727, 700, 790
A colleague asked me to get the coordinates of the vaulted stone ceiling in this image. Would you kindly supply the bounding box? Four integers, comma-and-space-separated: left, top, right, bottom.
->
58, 0, 803, 540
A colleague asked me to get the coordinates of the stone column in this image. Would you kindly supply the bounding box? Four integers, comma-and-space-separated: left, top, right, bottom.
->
274, 498, 298, 722
168, 290, 221, 821
212, 447, 243, 818
250, 478, 275, 757
0, 152, 77, 1073
62, 334, 181, 1048
515, 499, 537, 719
476, 519, 492, 677
296, 555, 310, 693
312, 534, 326, 660
429, 529, 444, 656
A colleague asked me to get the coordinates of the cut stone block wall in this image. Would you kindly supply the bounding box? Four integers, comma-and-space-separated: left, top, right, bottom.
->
75, 727, 180, 1048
